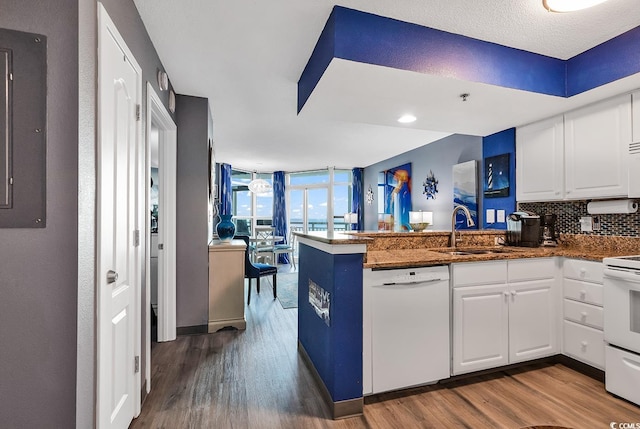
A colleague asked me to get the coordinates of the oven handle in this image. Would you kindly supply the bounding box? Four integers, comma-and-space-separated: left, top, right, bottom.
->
604, 267, 640, 286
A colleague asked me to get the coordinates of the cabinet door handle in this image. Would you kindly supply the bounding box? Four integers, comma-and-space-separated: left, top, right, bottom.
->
580, 268, 586, 278
503, 291, 509, 301
580, 290, 587, 300
580, 311, 588, 321
581, 341, 588, 350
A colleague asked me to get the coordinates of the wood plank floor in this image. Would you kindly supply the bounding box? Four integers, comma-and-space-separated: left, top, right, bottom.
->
131, 270, 640, 429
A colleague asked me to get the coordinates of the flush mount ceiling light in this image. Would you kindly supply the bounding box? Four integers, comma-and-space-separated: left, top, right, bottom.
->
543, 0, 610, 12
248, 178, 272, 195
397, 114, 417, 123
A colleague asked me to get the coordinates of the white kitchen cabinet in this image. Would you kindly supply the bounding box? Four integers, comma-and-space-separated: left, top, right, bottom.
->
630, 91, 640, 197
632, 91, 640, 144
508, 279, 557, 363
452, 258, 558, 375
452, 283, 509, 374
516, 115, 564, 202
564, 94, 631, 200
562, 259, 605, 369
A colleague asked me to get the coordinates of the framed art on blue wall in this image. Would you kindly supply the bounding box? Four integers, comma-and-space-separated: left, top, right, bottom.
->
484, 153, 510, 198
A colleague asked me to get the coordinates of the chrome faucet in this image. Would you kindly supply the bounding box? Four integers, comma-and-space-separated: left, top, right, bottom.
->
451, 205, 475, 247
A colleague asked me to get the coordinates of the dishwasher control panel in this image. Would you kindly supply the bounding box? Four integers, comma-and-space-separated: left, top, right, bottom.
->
365, 265, 450, 285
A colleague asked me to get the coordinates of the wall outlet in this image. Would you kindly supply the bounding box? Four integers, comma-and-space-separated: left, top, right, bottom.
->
579, 216, 593, 232
592, 216, 601, 231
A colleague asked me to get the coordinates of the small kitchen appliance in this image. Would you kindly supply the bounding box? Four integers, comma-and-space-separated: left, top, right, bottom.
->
506, 211, 541, 247
541, 213, 558, 247
603, 256, 640, 406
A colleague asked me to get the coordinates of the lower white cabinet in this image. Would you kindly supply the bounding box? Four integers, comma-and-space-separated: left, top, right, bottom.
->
452, 283, 509, 374
562, 259, 605, 369
452, 258, 558, 375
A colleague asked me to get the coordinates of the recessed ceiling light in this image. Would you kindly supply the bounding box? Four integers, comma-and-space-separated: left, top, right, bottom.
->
543, 0, 609, 12
398, 114, 417, 123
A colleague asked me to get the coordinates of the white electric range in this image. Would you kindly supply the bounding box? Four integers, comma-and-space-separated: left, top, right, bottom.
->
603, 256, 640, 406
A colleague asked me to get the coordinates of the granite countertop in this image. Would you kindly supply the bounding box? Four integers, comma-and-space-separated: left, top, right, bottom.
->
363, 245, 635, 269
295, 230, 639, 269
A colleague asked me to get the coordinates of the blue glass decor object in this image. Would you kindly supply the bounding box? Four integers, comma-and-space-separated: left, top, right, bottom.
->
216, 214, 235, 242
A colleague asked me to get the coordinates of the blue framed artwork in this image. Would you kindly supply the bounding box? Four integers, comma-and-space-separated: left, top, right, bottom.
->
378, 163, 412, 231
453, 160, 478, 230
484, 154, 510, 198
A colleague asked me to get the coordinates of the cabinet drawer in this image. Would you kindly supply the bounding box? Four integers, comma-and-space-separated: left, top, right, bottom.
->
605, 345, 640, 405
563, 320, 604, 369
508, 258, 556, 282
563, 259, 604, 284
452, 261, 507, 287
564, 278, 603, 306
563, 299, 603, 329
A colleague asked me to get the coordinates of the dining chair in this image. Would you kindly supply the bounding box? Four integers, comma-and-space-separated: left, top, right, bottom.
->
273, 228, 296, 269
238, 235, 277, 305
253, 226, 276, 264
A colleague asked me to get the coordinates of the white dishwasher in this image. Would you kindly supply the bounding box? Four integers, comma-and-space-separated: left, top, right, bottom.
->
364, 265, 450, 394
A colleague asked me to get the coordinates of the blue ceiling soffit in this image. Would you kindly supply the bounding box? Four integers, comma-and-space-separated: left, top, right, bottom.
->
298, 6, 640, 114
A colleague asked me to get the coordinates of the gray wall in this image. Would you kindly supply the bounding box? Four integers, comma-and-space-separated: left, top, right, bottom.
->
363, 134, 483, 231
0, 0, 177, 426
176, 95, 212, 328
0, 1, 79, 427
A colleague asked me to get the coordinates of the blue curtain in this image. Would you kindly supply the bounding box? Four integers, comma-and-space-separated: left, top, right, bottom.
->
273, 171, 289, 263
352, 167, 364, 231
220, 163, 232, 216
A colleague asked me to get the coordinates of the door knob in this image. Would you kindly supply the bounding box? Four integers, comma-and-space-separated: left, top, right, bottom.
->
107, 270, 119, 284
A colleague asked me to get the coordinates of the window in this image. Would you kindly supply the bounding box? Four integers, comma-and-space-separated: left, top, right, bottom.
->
287, 168, 352, 233
255, 172, 273, 222
230, 169, 273, 234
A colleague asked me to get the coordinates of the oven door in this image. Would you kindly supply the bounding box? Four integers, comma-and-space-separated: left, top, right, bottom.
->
604, 267, 640, 354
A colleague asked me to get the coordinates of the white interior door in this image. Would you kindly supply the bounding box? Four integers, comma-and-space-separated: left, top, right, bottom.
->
97, 4, 142, 428
145, 83, 177, 351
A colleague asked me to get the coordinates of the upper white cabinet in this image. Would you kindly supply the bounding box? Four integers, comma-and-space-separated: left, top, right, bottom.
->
564, 94, 631, 200
632, 91, 640, 144
516, 94, 632, 202
516, 115, 564, 202
629, 91, 640, 198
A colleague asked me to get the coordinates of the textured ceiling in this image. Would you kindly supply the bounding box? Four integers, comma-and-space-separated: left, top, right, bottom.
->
133, 0, 640, 172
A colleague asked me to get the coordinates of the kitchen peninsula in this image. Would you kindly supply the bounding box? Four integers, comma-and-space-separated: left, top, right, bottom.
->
295, 230, 640, 420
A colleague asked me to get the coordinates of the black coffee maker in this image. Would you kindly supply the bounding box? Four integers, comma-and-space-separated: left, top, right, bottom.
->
507, 211, 541, 247
541, 213, 558, 247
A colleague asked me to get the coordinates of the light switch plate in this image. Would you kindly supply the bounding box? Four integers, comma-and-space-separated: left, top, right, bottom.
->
486, 209, 495, 224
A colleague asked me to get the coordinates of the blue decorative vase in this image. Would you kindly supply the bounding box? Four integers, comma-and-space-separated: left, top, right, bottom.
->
216, 214, 236, 242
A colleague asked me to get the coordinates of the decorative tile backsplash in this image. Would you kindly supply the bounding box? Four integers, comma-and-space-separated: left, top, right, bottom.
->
518, 200, 640, 237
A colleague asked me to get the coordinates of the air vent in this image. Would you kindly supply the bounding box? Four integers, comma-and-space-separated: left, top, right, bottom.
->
630, 141, 640, 155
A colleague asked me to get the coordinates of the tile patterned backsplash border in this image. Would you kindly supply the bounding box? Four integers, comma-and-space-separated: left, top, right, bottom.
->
518, 200, 640, 237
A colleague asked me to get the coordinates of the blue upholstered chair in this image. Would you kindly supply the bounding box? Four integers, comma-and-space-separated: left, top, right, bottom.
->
238, 235, 277, 305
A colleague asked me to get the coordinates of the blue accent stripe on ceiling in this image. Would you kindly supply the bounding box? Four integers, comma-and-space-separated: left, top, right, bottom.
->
297, 10, 336, 113
567, 25, 640, 96
298, 6, 640, 114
